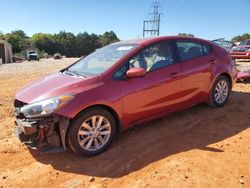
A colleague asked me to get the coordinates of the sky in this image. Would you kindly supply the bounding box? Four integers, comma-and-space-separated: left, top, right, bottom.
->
0, 0, 249, 40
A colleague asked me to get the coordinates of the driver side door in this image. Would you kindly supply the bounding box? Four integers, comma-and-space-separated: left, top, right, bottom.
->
118, 41, 183, 126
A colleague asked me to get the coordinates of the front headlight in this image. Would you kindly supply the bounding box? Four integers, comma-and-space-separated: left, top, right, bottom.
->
20, 95, 75, 118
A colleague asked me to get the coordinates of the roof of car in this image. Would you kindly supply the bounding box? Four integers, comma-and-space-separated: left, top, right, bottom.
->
117, 36, 208, 46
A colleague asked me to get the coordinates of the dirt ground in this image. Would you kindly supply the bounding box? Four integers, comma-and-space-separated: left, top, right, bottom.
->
0, 58, 249, 188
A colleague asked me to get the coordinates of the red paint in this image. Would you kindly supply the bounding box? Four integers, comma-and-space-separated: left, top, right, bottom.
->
15, 36, 237, 130
237, 72, 250, 80
126, 67, 146, 78
230, 42, 250, 59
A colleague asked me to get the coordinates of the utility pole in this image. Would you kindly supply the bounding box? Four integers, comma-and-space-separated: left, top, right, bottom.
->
143, 1, 161, 38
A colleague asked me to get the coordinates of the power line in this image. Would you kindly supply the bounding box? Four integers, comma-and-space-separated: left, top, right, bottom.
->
165, 0, 201, 21
164, 0, 180, 13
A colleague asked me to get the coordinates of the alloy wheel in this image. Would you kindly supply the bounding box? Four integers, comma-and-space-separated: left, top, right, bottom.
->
214, 80, 229, 104
77, 115, 111, 151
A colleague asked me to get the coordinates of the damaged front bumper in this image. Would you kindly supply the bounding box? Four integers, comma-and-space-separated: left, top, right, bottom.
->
14, 106, 70, 154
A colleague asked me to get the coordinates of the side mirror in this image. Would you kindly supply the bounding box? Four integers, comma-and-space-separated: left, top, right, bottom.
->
126, 67, 146, 78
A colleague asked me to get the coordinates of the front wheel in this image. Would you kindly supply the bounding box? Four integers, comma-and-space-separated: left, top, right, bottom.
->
68, 107, 117, 156
208, 76, 231, 107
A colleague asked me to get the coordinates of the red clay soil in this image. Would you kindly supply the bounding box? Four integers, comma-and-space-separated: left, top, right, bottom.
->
0, 59, 249, 188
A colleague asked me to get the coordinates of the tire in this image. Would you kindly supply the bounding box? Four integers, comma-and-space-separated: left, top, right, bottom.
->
208, 76, 231, 107
68, 107, 117, 156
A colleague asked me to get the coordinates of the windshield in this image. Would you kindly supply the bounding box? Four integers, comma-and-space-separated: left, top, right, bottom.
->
66, 43, 138, 76
29, 51, 35, 53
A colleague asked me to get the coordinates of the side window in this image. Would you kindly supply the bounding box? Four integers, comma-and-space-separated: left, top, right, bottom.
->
129, 41, 174, 72
177, 41, 203, 61
113, 64, 127, 79
202, 43, 211, 55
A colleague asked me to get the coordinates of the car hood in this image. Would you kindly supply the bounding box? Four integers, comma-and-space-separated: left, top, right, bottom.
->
15, 72, 99, 103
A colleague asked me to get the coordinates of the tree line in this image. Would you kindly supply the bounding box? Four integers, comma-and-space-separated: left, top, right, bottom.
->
178, 33, 195, 37
178, 33, 250, 42
0, 30, 249, 57
0, 30, 119, 57
231, 33, 250, 43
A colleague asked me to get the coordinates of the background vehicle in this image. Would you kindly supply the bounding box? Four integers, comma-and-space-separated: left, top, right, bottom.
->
53, 53, 62, 59
211, 38, 236, 52
14, 36, 237, 156
230, 39, 250, 59
13, 56, 23, 63
44, 53, 49, 59
237, 65, 250, 82
26, 51, 39, 61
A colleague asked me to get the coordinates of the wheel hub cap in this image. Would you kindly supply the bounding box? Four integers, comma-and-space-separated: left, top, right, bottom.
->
77, 115, 111, 151
92, 129, 99, 138
214, 80, 229, 104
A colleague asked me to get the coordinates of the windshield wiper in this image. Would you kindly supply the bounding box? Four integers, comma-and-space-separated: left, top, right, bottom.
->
63, 69, 87, 78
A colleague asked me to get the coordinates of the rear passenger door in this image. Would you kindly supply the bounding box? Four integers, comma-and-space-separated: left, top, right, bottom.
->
176, 40, 216, 105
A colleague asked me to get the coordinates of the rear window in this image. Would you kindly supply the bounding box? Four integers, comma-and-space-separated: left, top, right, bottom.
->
176, 41, 203, 61
202, 43, 211, 55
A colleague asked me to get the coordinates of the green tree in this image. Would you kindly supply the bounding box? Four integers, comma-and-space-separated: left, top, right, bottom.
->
76, 32, 91, 56
3, 30, 29, 53
1, 29, 120, 57
89, 33, 102, 53
11, 30, 27, 38
54, 31, 77, 57
0, 31, 3, 39
76, 31, 119, 57
99, 31, 119, 46
76, 33, 102, 56
30, 33, 56, 54
231, 33, 250, 42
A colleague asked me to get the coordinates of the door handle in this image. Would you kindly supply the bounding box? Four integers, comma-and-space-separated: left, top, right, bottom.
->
209, 59, 216, 64
170, 72, 178, 78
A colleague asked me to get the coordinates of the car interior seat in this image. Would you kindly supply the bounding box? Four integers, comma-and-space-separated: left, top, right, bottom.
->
188, 46, 202, 58
138, 54, 147, 70
178, 47, 187, 60
150, 45, 172, 71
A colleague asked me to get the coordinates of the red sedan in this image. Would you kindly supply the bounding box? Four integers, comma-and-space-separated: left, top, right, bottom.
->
14, 36, 237, 156
230, 39, 250, 59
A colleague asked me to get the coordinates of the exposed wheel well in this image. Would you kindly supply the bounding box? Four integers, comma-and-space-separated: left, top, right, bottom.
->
64, 104, 122, 150
71, 104, 122, 133
219, 73, 232, 90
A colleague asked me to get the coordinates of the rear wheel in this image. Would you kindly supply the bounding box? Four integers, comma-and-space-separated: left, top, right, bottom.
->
68, 107, 117, 156
208, 76, 231, 107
